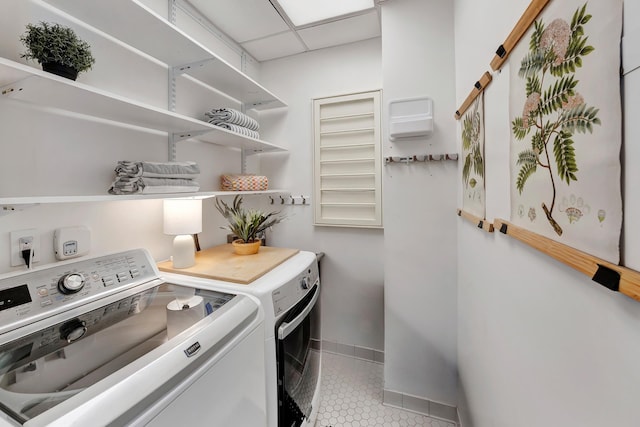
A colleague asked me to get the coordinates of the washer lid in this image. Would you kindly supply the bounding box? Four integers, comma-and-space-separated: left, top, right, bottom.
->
0, 282, 252, 426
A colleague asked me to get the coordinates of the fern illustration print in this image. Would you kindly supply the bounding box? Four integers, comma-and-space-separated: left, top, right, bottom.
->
461, 93, 485, 218
508, 0, 622, 263
512, 3, 599, 236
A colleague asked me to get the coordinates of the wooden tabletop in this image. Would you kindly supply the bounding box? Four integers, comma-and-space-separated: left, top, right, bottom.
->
157, 244, 299, 284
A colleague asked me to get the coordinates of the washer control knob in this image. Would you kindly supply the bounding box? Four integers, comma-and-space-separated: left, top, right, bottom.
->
300, 276, 310, 290
60, 319, 87, 343
58, 273, 85, 294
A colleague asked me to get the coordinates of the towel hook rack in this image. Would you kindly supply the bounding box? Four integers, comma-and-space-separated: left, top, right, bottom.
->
384, 153, 459, 165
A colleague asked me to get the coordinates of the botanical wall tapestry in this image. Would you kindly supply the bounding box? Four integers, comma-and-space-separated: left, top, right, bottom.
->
509, 0, 622, 263
462, 92, 486, 219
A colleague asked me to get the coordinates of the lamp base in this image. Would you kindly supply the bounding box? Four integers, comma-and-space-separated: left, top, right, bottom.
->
172, 234, 195, 268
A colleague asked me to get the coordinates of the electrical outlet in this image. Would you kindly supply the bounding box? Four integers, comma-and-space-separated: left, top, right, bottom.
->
10, 229, 41, 267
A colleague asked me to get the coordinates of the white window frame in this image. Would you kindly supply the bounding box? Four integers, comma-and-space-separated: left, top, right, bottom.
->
313, 90, 383, 228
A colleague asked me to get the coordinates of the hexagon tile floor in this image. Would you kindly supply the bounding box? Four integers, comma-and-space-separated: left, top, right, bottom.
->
314, 352, 456, 427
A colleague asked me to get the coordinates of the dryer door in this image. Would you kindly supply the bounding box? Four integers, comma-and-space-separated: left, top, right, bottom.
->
276, 282, 321, 426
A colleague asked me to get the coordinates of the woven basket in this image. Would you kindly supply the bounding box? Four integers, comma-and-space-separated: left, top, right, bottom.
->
220, 174, 268, 191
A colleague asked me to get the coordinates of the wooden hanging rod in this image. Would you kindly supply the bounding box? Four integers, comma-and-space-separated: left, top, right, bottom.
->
489, 0, 551, 71
493, 219, 640, 302
457, 209, 494, 233
454, 72, 492, 120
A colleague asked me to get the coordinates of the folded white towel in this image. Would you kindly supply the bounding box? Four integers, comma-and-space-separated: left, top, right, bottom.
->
115, 161, 200, 179
108, 177, 200, 195
204, 108, 259, 131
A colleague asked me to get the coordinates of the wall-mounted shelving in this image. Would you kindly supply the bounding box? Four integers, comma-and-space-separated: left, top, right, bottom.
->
1, 1, 291, 213
43, 0, 286, 110
0, 189, 289, 217
0, 58, 286, 153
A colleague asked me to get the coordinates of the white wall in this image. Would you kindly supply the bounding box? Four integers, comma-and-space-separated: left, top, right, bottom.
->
0, 0, 248, 272
381, 0, 458, 406
1, 0, 384, 353
258, 38, 385, 351
455, 0, 640, 426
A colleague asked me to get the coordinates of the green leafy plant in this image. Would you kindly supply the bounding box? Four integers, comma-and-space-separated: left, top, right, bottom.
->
462, 98, 484, 188
20, 22, 95, 75
512, 3, 599, 236
215, 195, 285, 243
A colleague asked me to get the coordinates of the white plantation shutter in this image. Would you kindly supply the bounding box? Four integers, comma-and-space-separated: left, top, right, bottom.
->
313, 91, 382, 228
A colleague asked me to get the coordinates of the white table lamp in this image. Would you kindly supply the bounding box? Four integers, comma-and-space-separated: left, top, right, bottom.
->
163, 199, 202, 269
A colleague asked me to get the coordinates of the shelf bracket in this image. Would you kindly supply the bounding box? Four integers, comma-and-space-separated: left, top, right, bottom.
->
241, 148, 248, 174
168, 0, 177, 24
168, 57, 177, 161
1, 76, 34, 98
172, 130, 210, 142
1, 83, 24, 97
168, 130, 210, 161
168, 63, 177, 113
247, 99, 280, 109
0, 204, 40, 217
172, 58, 215, 76
168, 133, 177, 162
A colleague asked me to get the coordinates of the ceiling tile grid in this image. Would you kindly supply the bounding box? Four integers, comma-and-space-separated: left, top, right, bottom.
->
187, 0, 381, 62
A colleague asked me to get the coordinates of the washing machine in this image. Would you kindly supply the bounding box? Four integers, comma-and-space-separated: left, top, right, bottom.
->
161, 249, 322, 427
0, 249, 266, 427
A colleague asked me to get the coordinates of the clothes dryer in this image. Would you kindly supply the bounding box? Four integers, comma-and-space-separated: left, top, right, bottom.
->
161, 250, 321, 427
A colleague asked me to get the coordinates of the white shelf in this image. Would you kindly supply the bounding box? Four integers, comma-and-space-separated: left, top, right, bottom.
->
0, 58, 286, 153
0, 190, 289, 214
196, 125, 286, 153
44, 0, 286, 110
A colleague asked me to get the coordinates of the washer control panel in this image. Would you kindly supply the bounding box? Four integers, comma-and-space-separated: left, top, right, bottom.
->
0, 249, 156, 334
272, 257, 319, 318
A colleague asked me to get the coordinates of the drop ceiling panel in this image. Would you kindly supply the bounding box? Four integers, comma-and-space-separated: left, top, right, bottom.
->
298, 10, 381, 51
188, 0, 289, 43
242, 31, 307, 62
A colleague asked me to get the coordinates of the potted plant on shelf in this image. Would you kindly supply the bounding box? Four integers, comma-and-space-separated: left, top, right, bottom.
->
215, 195, 285, 255
20, 21, 95, 81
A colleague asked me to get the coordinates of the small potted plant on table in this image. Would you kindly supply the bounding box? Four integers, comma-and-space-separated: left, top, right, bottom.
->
20, 21, 95, 81
215, 195, 285, 255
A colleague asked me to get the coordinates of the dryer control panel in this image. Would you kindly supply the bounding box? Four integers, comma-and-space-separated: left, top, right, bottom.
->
271, 257, 319, 318
0, 249, 157, 335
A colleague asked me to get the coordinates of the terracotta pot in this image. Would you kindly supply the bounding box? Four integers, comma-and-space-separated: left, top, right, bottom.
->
232, 239, 261, 255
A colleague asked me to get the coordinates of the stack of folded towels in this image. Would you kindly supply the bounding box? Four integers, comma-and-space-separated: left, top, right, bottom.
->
108, 161, 200, 195
205, 107, 260, 139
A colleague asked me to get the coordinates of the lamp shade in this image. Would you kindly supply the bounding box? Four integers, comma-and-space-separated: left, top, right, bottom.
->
163, 199, 202, 235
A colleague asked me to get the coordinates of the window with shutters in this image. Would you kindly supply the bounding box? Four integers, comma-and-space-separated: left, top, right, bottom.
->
313, 90, 382, 228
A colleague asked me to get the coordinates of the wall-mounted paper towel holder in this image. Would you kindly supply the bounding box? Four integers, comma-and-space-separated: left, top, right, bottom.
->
389, 97, 433, 141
